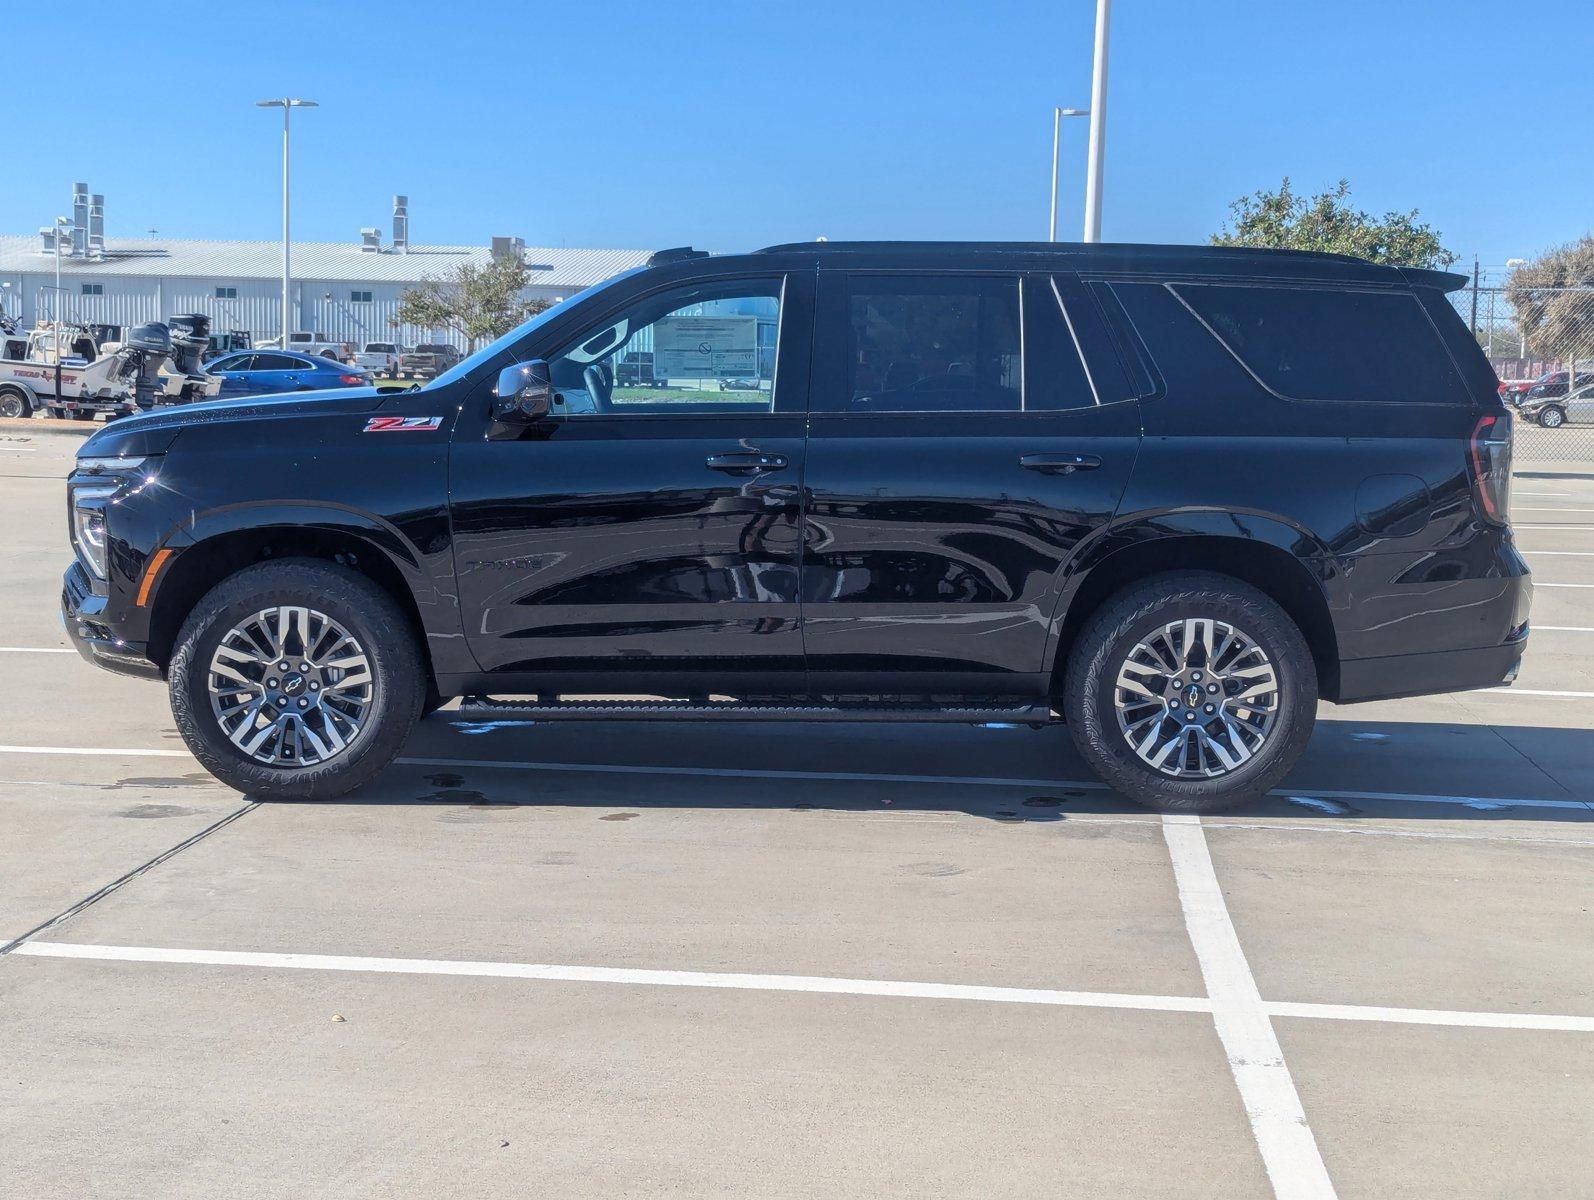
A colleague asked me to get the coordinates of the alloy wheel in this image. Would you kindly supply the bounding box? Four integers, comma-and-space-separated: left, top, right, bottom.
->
206, 605, 374, 767
1113, 617, 1280, 779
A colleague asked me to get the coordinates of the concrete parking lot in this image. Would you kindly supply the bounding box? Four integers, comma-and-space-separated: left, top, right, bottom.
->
1, 419, 1591, 1199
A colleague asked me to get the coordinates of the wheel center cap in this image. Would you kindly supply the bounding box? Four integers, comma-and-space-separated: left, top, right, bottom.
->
282, 674, 307, 697
1184, 684, 1202, 708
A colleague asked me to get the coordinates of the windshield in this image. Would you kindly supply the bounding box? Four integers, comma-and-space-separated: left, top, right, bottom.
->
420, 268, 649, 391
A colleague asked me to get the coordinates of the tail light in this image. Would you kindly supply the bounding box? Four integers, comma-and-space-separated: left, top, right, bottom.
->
1469, 412, 1513, 525
338, 373, 366, 386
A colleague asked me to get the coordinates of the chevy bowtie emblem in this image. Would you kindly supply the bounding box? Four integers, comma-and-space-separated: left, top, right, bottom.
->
364, 416, 443, 432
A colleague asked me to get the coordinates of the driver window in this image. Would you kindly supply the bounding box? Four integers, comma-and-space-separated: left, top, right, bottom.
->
548, 279, 781, 416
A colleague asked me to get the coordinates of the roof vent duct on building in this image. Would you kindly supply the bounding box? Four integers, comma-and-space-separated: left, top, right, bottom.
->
71, 182, 89, 257
490, 236, 526, 262
39, 227, 59, 254
360, 227, 381, 252
392, 195, 408, 254
88, 194, 105, 258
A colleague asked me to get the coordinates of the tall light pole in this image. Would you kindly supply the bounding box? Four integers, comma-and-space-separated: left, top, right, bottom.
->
1083, 0, 1112, 242
1050, 107, 1089, 241
52, 215, 70, 403
255, 98, 318, 344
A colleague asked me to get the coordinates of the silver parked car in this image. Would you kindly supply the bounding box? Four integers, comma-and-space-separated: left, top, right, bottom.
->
1520, 381, 1594, 428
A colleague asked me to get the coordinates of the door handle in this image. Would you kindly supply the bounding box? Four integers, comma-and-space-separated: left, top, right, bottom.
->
706, 451, 789, 474
1020, 452, 1101, 475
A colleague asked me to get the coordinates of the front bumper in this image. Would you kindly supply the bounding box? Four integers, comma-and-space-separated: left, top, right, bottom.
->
61, 562, 163, 680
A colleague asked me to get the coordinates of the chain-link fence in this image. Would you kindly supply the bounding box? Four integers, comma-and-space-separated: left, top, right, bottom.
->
1448, 283, 1594, 464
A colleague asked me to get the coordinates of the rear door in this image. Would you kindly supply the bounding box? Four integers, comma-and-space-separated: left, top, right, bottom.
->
801, 268, 1141, 701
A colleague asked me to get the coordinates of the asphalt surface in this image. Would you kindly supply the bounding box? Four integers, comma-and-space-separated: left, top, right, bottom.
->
1, 420, 1592, 1199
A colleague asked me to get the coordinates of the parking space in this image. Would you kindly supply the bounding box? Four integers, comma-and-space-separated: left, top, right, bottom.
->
3, 427, 1594, 1197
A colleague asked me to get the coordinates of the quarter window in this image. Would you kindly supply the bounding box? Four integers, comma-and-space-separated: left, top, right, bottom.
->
548, 279, 781, 416
836, 276, 1020, 413
1171, 283, 1466, 405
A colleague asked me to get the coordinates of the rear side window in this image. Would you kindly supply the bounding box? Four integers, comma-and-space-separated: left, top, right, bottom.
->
839, 275, 1020, 412
1171, 283, 1466, 405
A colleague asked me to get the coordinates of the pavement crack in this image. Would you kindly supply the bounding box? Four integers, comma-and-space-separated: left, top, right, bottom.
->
0, 801, 258, 955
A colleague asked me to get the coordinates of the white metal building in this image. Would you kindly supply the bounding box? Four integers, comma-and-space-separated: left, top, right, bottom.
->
0, 190, 650, 351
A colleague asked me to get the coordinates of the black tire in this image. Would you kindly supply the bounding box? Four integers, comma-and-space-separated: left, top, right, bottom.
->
0, 387, 30, 419
1062, 571, 1317, 813
45, 406, 67, 420
1538, 406, 1566, 429
169, 558, 424, 800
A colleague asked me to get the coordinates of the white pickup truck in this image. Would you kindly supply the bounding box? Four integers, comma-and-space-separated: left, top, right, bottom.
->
351, 341, 405, 376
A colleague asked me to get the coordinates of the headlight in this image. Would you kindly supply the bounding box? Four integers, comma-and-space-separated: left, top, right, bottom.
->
76, 454, 148, 473
70, 482, 120, 580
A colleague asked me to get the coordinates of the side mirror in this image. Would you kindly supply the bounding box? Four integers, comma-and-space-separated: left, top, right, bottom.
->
493, 359, 553, 423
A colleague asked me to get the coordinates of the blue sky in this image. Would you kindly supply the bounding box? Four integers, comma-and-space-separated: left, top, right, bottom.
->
6, 0, 1590, 277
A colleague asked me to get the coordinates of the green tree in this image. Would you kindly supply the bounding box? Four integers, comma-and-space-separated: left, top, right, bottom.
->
1504, 237, 1594, 361
1212, 178, 1457, 269
392, 253, 550, 351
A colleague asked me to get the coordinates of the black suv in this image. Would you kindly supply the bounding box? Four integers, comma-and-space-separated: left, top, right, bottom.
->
62, 242, 1531, 811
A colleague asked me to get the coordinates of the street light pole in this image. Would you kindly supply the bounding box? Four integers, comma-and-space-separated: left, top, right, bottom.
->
1083, 0, 1112, 242
53, 215, 69, 404
255, 98, 319, 345
1050, 107, 1089, 242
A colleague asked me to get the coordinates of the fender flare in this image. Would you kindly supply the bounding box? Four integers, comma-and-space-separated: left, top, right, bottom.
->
163, 500, 446, 618
1040, 508, 1340, 680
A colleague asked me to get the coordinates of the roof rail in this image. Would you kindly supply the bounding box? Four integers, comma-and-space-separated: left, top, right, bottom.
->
647, 246, 710, 267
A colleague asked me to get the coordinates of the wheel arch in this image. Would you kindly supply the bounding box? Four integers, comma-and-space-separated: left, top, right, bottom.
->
0, 380, 40, 415
1048, 527, 1341, 703
146, 510, 438, 682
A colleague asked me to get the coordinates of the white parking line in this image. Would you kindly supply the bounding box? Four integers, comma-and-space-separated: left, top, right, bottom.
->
0, 744, 189, 758
1264, 999, 1594, 1034
0, 646, 74, 654
1514, 524, 1594, 529
1481, 687, 1594, 699
1535, 626, 1594, 632
1520, 551, 1594, 557
14, 941, 1594, 1035
1536, 582, 1594, 589
1515, 507, 1594, 513
9, 941, 1211, 1014
1161, 814, 1336, 1198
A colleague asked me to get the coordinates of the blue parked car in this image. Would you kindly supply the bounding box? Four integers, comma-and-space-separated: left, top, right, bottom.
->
205, 349, 371, 397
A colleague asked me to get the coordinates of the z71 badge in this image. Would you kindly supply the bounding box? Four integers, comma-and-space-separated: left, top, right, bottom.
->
363, 416, 443, 432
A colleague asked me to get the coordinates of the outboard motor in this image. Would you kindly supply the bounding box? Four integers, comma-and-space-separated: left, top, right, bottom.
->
122, 322, 174, 411
158, 314, 221, 404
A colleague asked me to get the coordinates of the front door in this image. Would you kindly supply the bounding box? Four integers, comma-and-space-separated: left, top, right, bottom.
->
801, 269, 1142, 701
449, 272, 813, 696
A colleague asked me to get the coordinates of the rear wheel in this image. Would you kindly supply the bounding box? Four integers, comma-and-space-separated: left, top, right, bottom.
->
1063, 572, 1317, 813
1538, 405, 1566, 428
169, 559, 424, 800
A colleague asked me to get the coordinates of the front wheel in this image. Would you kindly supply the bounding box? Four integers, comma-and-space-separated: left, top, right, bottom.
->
169, 559, 424, 800
0, 387, 30, 419
1063, 572, 1317, 813
1538, 405, 1566, 428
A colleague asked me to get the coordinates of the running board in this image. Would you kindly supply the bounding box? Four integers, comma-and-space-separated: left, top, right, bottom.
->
458, 696, 1054, 724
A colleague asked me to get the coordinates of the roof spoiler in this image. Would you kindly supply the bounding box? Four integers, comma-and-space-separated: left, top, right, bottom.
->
1398, 266, 1469, 293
